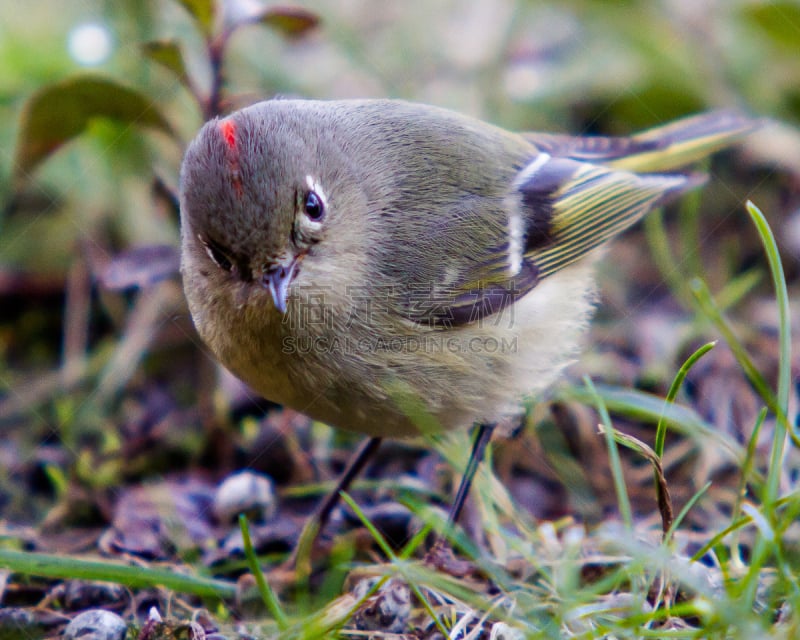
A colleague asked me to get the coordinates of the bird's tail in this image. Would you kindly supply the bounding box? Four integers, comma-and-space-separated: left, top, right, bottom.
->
608, 110, 761, 173
526, 110, 760, 173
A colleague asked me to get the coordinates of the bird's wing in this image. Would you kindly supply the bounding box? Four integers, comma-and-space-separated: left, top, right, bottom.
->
401, 111, 758, 328
402, 156, 694, 329
518, 154, 698, 279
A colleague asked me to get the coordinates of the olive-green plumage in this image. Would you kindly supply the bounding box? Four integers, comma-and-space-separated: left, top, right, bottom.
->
180, 100, 756, 437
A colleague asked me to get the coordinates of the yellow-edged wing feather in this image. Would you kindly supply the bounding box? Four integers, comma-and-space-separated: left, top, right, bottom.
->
528, 163, 697, 278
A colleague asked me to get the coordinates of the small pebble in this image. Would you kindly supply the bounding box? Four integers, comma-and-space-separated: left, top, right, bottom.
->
62, 609, 127, 640
213, 471, 276, 524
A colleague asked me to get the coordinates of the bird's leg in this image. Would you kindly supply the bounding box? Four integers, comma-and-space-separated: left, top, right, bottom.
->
314, 435, 383, 530
291, 435, 382, 572
429, 422, 496, 559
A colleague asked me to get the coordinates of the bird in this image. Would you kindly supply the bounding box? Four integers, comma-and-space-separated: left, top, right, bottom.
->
179, 99, 757, 555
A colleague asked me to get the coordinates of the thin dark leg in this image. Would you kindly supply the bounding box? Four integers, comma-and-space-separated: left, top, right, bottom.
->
290, 435, 383, 571
313, 435, 383, 531
437, 422, 496, 543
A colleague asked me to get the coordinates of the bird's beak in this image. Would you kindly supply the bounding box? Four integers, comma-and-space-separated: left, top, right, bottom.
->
262, 257, 299, 314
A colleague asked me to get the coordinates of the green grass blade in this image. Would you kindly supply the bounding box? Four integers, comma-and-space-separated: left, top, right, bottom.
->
729, 201, 794, 613
655, 341, 716, 458
678, 172, 705, 278
0, 548, 236, 599
584, 376, 633, 529
715, 267, 763, 310
561, 383, 748, 468
239, 514, 288, 630
730, 408, 767, 567
644, 208, 692, 310
664, 481, 711, 544
339, 492, 452, 640
746, 201, 792, 417
689, 278, 793, 449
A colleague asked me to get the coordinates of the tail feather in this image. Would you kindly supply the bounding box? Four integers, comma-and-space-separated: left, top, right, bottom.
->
525, 110, 759, 173
609, 110, 760, 173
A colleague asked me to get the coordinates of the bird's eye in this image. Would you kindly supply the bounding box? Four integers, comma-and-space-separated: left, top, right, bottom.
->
202, 238, 233, 272
304, 191, 325, 221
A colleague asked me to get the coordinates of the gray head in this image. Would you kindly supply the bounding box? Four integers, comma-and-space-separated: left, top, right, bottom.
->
179, 102, 366, 311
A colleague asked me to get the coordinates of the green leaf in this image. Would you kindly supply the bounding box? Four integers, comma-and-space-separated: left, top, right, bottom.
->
176, 0, 216, 38
141, 40, 191, 87
217, 3, 320, 53
221, 1, 319, 38
257, 5, 320, 37
14, 75, 174, 179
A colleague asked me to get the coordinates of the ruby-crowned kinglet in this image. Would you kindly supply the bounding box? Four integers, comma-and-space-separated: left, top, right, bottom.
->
179, 100, 756, 536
